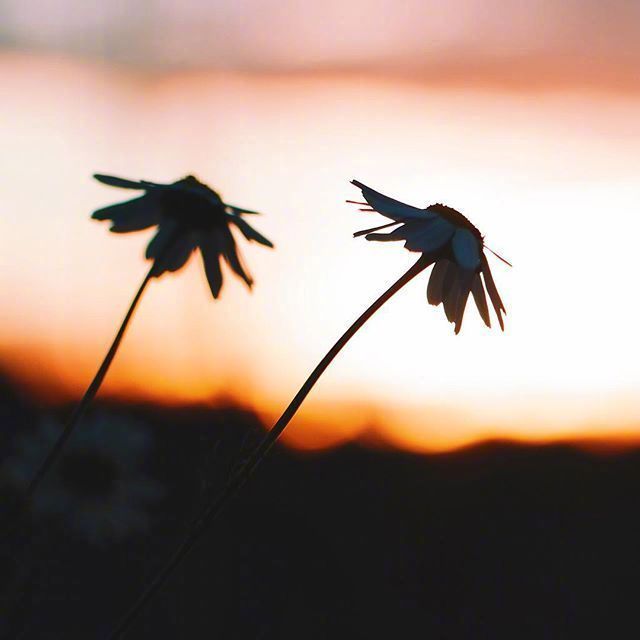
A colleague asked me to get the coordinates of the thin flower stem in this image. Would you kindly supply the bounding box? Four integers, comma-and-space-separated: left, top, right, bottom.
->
25, 264, 156, 504
108, 255, 431, 639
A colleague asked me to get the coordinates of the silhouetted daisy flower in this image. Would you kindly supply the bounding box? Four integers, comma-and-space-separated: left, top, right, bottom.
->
108, 178, 512, 639
350, 179, 509, 334
92, 173, 273, 297
6, 412, 164, 545
18, 173, 272, 518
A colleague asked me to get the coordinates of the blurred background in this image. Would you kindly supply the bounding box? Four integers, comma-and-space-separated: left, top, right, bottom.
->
3, 0, 640, 451
1, 2, 640, 638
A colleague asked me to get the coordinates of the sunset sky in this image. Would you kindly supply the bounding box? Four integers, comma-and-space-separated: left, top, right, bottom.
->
1, 2, 640, 452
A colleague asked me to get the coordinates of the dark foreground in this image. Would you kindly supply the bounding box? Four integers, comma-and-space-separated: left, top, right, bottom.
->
1, 374, 639, 639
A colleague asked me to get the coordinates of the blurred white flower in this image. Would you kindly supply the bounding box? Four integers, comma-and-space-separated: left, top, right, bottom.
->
6, 412, 164, 546
93, 173, 274, 298
350, 179, 508, 334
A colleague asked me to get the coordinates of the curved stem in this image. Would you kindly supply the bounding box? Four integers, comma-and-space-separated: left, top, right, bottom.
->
109, 255, 431, 639
25, 265, 155, 503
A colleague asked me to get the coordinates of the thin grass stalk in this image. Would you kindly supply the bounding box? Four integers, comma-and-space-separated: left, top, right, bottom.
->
25, 264, 156, 505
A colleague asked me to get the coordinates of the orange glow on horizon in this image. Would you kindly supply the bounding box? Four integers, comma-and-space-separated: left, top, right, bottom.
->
2, 54, 640, 454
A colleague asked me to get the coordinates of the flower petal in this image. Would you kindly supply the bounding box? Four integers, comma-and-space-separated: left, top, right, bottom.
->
364, 227, 407, 242
454, 269, 474, 334
228, 214, 274, 248
146, 221, 183, 276
220, 230, 253, 288
480, 252, 506, 331
351, 180, 433, 221
93, 195, 162, 232
354, 221, 403, 238
200, 234, 224, 298
161, 232, 197, 273
403, 217, 455, 253
471, 273, 491, 328
94, 174, 148, 190
443, 267, 460, 324
452, 228, 481, 270
226, 204, 261, 215
427, 259, 451, 306
442, 260, 457, 290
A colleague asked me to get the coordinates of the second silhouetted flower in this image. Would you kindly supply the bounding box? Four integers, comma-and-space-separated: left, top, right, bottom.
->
350, 179, 508, 334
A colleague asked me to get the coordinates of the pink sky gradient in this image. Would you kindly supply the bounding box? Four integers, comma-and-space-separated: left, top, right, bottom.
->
2, 1, 640, 92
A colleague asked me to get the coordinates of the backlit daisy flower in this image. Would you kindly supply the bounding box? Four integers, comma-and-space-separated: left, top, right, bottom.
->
19, 173, 272, 517
92, 173, 273, 297
6, 412, 164, 546
350, 179, 508, 334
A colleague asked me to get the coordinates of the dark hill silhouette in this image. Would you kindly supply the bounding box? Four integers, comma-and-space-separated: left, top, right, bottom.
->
1, 373, 639, 638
